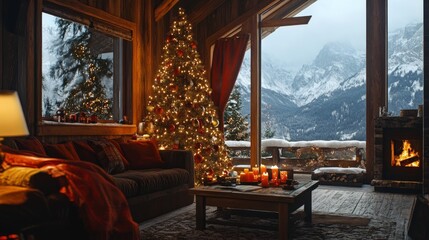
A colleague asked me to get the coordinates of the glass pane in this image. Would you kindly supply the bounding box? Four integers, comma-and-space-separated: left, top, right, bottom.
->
260, 0, 366, 141
42, 12, 115, 121
387, 0, 423, 116
225, 51, 251, 166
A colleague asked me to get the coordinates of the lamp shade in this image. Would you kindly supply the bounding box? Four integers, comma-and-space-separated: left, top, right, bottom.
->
0, 91, 29, 137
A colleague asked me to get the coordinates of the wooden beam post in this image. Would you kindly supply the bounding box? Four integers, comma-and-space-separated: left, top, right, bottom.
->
250, 15, 261, 168
366, 0, 387, 183
423, 0, 429, 194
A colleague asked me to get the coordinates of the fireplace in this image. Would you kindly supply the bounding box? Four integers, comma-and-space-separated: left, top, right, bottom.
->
383, 128, 422, 181
373, 117, 423, 192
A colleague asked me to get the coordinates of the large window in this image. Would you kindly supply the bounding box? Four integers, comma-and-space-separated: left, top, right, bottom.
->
42, 13, 118, 121
223, 0, 368, 168
231, 0, 366, 142
41, 2, 134, 126
387, 0, 423, 115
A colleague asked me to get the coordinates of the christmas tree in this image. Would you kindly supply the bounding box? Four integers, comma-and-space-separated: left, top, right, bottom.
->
144, 8, 231, 185
224, 85, 250, 141
49, 18, 113, 119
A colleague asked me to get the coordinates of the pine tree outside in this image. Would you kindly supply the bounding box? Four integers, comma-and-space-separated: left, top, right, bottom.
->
42, 13, 117, 121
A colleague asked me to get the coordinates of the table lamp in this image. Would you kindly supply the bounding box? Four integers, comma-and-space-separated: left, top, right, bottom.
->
0, 91, 29, 170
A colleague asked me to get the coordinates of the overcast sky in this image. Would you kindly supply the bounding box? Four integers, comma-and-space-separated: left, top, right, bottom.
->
262, 0, 423, 72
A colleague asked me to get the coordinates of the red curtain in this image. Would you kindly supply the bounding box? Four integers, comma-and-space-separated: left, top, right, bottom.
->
210, 34, 249, 131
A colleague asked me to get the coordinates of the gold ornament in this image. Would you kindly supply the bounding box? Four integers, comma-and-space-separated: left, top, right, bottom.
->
211, 119, 219, 127
147, 105, 154, 112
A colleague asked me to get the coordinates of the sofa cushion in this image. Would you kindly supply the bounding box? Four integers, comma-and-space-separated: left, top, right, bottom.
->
72, 140, 99, 164
88, 139, 126, 174
119, 141, 164, 169
44, 142, 80, 161
113, 168, 190, 195
14, 137, 47, 156
108, 138, 129, 168
111, 177, 140, 198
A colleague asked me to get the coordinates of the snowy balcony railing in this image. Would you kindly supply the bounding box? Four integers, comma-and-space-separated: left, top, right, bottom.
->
225, 139, 366, 172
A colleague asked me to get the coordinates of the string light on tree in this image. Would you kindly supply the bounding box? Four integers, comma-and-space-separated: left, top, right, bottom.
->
144, 8, 232, 185
49, 19, 113, 120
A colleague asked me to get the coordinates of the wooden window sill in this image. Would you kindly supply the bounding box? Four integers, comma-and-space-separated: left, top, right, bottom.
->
37, 121, 136, 136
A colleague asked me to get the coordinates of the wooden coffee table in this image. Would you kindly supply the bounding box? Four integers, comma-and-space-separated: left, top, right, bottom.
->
189, 180, 319, 240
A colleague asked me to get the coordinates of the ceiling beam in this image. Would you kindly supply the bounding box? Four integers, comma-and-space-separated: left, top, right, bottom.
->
188, 0, 226, 24
261, 16, 311, 28
155, 0, 179, 22
262, 0, 316, 21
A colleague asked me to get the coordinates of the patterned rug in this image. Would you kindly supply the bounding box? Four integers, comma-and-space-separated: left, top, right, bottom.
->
140, 205, 399, 239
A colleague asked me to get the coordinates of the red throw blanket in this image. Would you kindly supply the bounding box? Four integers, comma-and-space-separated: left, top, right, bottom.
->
3, 152, 139, 240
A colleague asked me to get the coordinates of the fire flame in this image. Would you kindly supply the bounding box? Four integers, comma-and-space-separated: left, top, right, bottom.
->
394, 140, 420, 167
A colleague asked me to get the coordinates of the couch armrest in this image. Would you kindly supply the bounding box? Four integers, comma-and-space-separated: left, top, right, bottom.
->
159, 150, 194, 187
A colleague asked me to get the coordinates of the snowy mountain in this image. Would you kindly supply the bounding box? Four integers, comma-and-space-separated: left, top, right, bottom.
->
235, 22, 423, 141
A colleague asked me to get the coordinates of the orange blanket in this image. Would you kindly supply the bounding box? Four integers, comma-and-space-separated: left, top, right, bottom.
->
3, 152, 139, 240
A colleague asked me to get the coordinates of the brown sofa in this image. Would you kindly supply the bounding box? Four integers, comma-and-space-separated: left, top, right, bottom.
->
0, 137, 194, 238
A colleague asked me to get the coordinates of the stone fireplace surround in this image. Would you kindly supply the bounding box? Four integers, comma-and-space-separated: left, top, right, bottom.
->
372, 116, 424, 192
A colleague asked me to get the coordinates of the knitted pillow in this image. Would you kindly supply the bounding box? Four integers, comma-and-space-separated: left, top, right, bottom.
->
88, 139, 126, 174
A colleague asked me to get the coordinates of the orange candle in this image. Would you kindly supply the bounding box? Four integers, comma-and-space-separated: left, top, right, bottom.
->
240, 172, 247, 183
280, 171, 288, 183
252, 166, 259, 176
247, 172, 255, 182
261, 172, 269, 187
260, 164, 267, 174
271, 165, 278, 180
252, 165, 259, 181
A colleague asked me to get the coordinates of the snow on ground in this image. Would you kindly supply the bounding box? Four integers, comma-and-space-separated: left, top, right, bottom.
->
225, 138, 366, 150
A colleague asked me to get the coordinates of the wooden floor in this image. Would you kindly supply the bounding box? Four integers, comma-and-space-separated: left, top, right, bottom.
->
141, 174, 418, 239
294, 173, 416, 240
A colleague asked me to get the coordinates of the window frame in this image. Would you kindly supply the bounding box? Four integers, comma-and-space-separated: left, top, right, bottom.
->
37, 0, 137, 136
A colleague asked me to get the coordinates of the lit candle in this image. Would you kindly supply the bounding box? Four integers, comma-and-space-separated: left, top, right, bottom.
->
260, 164, 267, 174
252, 165, 259, 181
261, 172, 269, 187
271, 165, 278, 180
280, 171, 288, 183
252, 165, 259, 175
